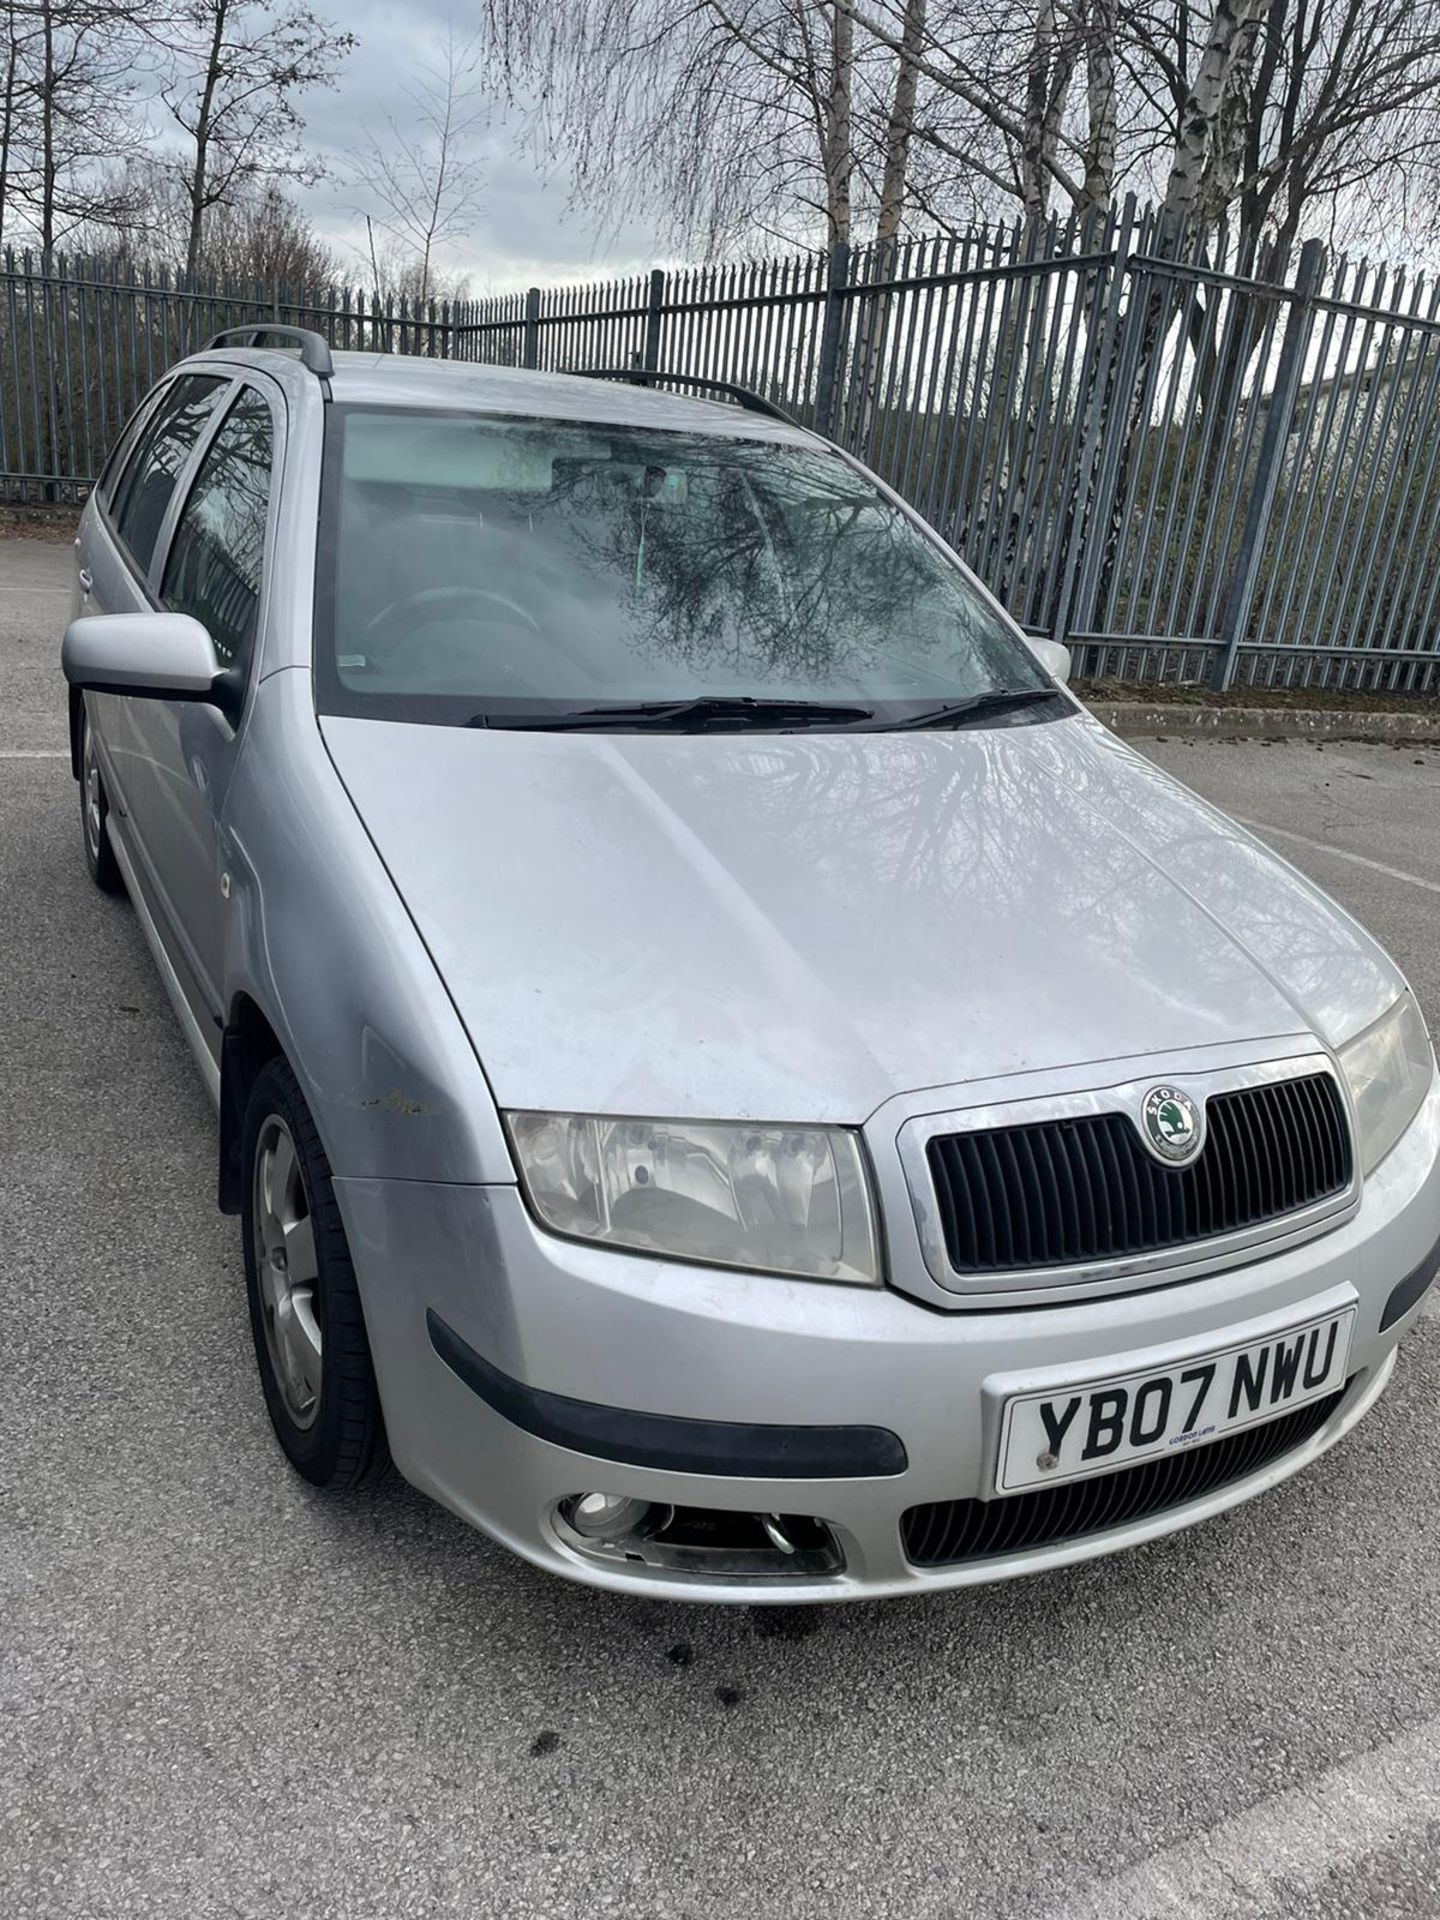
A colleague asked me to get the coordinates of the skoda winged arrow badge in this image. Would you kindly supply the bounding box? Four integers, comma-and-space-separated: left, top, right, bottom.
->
1142, 1086, 1204, 1163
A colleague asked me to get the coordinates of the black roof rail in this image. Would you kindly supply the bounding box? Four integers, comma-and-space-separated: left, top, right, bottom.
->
205, 325, 334, 380
576, 367, 802, 427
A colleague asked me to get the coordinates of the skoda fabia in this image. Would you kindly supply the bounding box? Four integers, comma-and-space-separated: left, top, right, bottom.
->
62, 330, 1440, 1601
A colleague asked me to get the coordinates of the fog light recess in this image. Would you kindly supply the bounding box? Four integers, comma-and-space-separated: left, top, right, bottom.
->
562, 1491, 671, 1543
553, 1497, 844, 1578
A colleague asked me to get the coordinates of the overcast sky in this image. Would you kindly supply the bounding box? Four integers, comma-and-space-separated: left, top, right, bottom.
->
298, 0, 664, 295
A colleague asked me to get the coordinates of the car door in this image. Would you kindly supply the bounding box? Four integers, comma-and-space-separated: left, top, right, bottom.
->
76, 382, 171, 620
91, 374, 233, 621
120, 379, 282, 1019
84, 373, 234, 877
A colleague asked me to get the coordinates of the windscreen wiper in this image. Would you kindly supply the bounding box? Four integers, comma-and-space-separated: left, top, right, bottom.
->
471, 695, 877, 732
879, 687, 1065, 731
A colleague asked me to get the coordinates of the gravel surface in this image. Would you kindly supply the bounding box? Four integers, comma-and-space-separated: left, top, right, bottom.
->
4, 540, 1440, 1918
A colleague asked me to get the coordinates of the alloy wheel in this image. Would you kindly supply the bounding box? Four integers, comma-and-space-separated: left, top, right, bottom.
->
252, 1115, 323, 1429
82, 723, 103, 860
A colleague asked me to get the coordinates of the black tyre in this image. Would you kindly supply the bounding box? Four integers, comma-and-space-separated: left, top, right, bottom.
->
241, 1056, 389, 1488
78, 707, 125, 894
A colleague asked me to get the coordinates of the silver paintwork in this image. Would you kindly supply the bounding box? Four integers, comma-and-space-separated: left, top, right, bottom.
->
63, 611, 220, 699
333, 1074, 1438, 1601
318, 712, 1403, 1131
1029, 637, 1073, 683
65, 346, 1440, 1601
105, 815, 222, 1106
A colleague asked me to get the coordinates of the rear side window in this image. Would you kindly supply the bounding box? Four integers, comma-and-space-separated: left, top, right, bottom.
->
161, 386, 274, 677
96, 388, 165, 510
110, 374, 228, 577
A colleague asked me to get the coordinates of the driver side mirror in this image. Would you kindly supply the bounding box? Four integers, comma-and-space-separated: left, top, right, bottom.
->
62, 613, 238, 719
1028, 637, 1072, 684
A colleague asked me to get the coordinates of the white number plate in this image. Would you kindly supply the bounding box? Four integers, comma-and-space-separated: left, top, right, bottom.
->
996, 1307, 1354, 1495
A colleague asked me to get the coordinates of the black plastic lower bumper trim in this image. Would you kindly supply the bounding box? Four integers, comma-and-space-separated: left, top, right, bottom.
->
1380, 1230, 1440, 1331
426, 1309, 908, 1479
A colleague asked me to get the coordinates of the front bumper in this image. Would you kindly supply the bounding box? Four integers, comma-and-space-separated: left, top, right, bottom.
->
335, 1076, 1440, 1603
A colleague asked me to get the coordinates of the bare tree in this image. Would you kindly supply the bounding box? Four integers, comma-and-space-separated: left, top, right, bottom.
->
0, 0, 151, 259
493, 0, 1440, 255
1231, 0, 1440, 265
0, 4, 26, 248
347, 27, 485, 308
490, 1, 901, 250
158, 0, 353, 280
847, 0, 924, 440
859, 0, 1440, 257
1082, 0, 1116, 209
217, 178, 336, 284
1021, 4, 1080, 222
1091, 0, 1440, 261
823, 0, 856, 243
86, 156, 337, 283
851, 0, 1122, 224
873, 0, 923, 244
1159, 0, 1272, 229
356, 230, 473, 305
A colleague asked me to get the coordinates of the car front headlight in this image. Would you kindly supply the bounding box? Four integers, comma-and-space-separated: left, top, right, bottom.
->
505, 1112, 883, 1285
1338, 992, 1436, 1175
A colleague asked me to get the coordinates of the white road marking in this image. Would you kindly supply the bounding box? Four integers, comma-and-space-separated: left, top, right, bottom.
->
1052, 1713, 1440, 1919
1236, 815, 1440, 897
0, 583, 71, 593
0, 748, 68, 759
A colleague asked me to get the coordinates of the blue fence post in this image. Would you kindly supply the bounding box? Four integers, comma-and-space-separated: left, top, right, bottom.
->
1212, 237, 1325, 692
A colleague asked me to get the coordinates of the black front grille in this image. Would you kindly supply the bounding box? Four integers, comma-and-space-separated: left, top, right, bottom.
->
927, 1072, 1351, 1275
903, 1383, 1349, 1567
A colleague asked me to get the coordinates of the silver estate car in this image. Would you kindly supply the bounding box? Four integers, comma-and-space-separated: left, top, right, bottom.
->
62, 328, 1440, 1603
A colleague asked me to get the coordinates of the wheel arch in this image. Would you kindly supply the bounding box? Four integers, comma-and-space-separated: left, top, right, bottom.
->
219, 992, 286, 1213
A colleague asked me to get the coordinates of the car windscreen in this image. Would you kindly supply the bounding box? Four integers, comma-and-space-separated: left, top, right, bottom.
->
313, 405, 1059, 730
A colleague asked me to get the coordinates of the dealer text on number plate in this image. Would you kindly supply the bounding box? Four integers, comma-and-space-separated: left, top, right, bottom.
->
996, 1307, 1354, 1494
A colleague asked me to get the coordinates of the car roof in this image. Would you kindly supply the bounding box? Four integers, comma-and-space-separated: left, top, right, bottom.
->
189, 347, 820, 447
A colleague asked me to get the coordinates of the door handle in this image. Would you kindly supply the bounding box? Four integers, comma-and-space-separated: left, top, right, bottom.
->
77, 568, 93, 594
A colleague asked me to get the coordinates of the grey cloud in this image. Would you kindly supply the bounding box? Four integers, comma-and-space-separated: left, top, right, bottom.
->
298, 0, 663, 291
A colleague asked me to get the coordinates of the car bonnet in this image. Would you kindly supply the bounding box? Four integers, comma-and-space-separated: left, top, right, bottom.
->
319, 710, 1399, 1123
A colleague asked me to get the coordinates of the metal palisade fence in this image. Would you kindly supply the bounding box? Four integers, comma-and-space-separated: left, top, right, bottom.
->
5, 203, 1440, 694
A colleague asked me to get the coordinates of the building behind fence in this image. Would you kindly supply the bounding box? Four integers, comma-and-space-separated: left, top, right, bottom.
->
5, 198, 1440, 694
